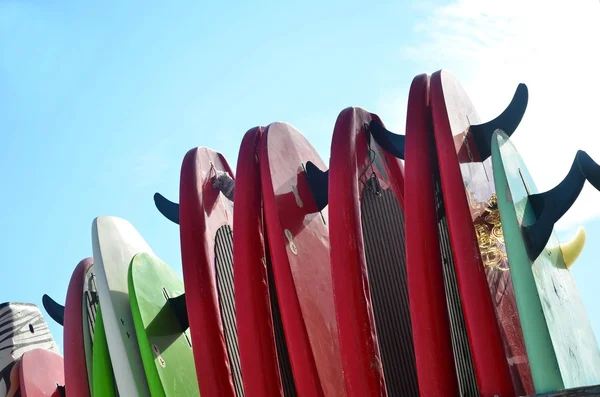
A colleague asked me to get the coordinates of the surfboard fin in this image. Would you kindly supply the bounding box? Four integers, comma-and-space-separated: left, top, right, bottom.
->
305, 161, 329, 211
369, 119, 405, 160
470, 83, 528, 161
42, 294, 65, 326
55, 385, 66, 397
168, 293, 189, 331
523, 150, 600, 261
153, 192, 180, 225
550, 226, 587, 269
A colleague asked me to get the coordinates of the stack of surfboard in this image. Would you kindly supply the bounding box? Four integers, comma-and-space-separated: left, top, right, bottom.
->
9, 69, 596, 397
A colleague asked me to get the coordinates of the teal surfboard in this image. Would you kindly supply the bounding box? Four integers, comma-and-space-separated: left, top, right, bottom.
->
492, 129, 600, 391
128, 252, 199, 397
93, 305, 117, 397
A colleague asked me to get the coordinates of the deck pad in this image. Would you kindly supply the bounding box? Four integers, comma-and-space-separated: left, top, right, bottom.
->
492, 130, 600, 389
128, 252, 199, 397
260, 122, 346, 397
430, 69, 533, 396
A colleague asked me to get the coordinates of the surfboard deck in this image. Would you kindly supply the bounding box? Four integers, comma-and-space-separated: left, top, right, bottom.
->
128, 252, 199, 397
179, 147, 243, 397
325, 107, 418, 397
92, 216, 152, 396
63, 258, 94, 397
492, 130, 600, 390
93, 305, 117, 397
233, 126, 297, 397
402, 74, 464, 396
430, 69, 533, 396
260, 122, 346, 397
0, 303, 60, 396
19, 349, 64, 397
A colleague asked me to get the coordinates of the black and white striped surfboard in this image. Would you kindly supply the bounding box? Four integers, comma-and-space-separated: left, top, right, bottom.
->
0, 302, 59, 396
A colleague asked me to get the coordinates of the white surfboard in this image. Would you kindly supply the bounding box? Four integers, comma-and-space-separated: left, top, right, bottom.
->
92, 216, 153, 396
0, 302, 60, 395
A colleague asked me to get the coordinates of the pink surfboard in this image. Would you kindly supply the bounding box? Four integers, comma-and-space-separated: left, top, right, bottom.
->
234, 126, 297, 397
19, 349, 64, 397
260, 122, 346, 397
63, 258, 93, 397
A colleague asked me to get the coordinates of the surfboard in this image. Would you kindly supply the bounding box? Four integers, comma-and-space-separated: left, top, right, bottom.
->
60, 257, 93, 397
152, 147, 242, 397
260, 122, 346, 397
302, 106, 418, 397
93, 305, 117, 397
19, 349, 64, 397
491, 130, 600, 391
430, 69, 533, 396
41, 259, 99, 396
128, 252, 199, 397
0, 303, 60, 396
82, 264, 99, 394
369, 73, 463, 396
233, 126, 297, 397
92, 215, 152, 396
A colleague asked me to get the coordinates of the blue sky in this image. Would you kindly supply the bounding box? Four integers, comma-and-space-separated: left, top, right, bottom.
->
1, 0, 600, 359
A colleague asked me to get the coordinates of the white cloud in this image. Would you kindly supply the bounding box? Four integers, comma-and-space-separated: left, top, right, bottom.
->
405, 0, 600, 231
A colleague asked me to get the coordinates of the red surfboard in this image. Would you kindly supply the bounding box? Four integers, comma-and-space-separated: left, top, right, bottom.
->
19, 349, 64, 397
430, 69, 533, 396
260, 122, 346, 397
320, 107, 417, 397
373, 74, 463, 396
62, 258, 93, 397
179, 147, 242, 397
234, 126, 297, 397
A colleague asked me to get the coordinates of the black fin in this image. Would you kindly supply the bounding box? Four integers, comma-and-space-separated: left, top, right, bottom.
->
471, 83, 528, 160
153, 192, 180, 225
42, 294, 65, 326
305, 161, 329, 211
523, 150, 600, 261
369, 119, 405, 160
168, 293, 189, 331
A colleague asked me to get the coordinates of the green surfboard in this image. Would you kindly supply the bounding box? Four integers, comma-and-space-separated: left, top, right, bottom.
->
93, 305, 117, 397
128, 252, 200, 397
492, 130, 600, 392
